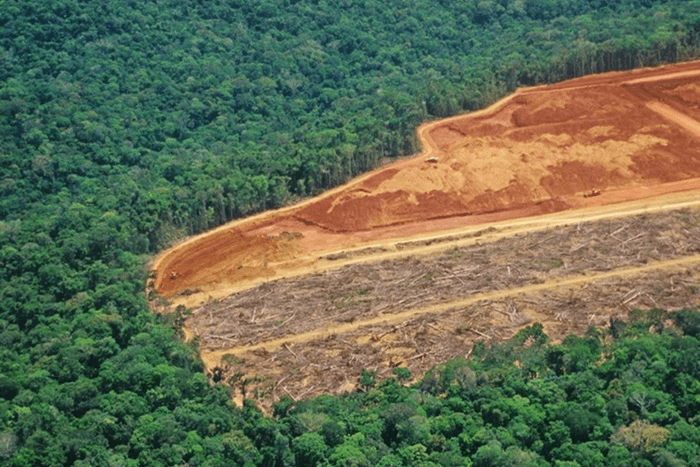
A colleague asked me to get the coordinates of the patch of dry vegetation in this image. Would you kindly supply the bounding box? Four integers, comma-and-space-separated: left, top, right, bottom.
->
185, 208, 700, 409
191, 209, 700, 348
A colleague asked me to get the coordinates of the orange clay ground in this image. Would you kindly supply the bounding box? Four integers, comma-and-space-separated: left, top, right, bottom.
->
153, 60, 700, 306
149, 61, 700, 408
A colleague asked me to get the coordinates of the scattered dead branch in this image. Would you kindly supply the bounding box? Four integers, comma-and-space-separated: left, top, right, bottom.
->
193, 208, 700, 411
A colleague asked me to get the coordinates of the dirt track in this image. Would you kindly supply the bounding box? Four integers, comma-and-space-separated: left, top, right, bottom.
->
149, 61, 700, 408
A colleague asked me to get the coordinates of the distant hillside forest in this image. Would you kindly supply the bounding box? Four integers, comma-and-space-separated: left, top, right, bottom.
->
1, 0, 700, 465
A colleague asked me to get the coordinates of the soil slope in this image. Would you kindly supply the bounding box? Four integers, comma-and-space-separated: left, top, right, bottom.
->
152, 61, 700, 306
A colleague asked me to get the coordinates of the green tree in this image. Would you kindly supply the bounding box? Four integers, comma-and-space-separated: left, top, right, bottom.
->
360, 369, 377, 391
292, 432, 329, 467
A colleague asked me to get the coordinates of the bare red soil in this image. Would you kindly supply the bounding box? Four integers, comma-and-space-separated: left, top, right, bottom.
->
153, 61, 700, 304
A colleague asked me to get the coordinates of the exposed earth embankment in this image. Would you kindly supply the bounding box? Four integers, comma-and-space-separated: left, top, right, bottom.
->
149, 61, 700, 409
152, 60, 700, 306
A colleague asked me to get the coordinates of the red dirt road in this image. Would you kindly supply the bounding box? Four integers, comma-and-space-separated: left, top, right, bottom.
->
152, 61, 700, 306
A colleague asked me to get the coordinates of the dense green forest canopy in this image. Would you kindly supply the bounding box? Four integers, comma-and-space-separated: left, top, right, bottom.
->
2, 0, 700, 246
1, 0, 700, 465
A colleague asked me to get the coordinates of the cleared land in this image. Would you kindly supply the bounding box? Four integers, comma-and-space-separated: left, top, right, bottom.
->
188, 209, 700, 407
152, 61, 700, 305
149, 61, 700, 409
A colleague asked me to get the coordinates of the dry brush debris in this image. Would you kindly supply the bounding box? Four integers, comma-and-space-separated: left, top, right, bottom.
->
188, 208, 700, 410
191, 208, 700, 348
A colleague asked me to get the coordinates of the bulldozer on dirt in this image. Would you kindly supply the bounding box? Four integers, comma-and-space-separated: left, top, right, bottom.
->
170, 271, 179, 280
584, 188, 601, 198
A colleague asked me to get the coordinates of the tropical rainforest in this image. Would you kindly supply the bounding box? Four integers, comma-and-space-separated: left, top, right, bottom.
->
1, 0, 700, 465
